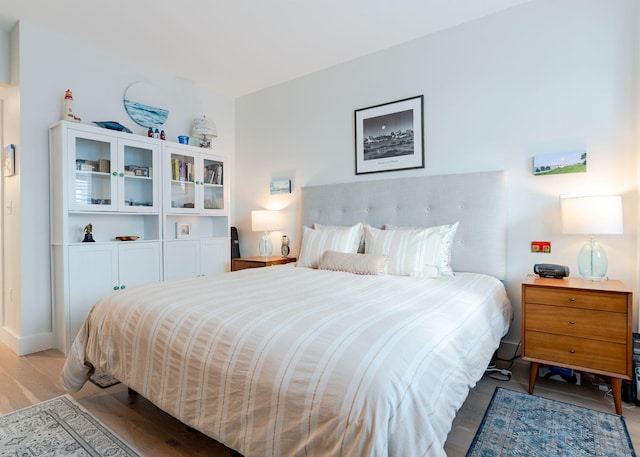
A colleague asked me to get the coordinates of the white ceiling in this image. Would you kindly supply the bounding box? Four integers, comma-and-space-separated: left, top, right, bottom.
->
0, 0, 531, 97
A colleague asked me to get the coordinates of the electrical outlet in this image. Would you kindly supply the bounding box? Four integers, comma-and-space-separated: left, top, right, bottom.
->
531, 241, 551, 253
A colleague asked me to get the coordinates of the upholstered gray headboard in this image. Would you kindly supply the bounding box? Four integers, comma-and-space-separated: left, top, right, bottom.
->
301, 170, 506, 279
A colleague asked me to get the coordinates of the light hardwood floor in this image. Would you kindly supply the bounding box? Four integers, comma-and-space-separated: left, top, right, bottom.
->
0, 344, 638, 456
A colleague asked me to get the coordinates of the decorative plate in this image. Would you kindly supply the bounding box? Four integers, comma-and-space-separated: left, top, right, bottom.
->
115, 236, 139, 241
123, 82, 169, 128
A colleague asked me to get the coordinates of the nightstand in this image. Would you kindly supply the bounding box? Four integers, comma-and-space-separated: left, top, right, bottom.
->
521, 274, 633, 415
231, 256, 297, 272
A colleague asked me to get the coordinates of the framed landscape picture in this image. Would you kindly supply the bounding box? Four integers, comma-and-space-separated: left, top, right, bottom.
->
354, 95, 424, 175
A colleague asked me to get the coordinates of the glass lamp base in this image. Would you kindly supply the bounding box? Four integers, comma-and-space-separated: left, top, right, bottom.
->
259, 232, 273, 257
577, 237, 607, 281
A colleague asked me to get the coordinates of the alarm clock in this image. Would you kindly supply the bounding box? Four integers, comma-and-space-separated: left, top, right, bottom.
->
533, 264, 570, 279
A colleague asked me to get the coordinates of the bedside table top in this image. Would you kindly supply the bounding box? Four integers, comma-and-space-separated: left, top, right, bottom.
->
235, 256, 296, 264
523, 274, 631, 293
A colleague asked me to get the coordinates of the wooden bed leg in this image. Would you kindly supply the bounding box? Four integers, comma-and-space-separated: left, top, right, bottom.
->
127, 387, 138, 396
229, 450, 244, 457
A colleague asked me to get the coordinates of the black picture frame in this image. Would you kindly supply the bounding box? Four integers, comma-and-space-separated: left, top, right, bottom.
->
354, 95, 424, 175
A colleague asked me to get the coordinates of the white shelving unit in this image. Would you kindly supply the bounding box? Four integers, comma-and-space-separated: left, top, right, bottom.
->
162, 142, 229, 280
49, 121, 230, 353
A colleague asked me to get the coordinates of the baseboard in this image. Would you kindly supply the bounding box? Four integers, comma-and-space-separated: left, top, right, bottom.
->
0, 327, 55, 356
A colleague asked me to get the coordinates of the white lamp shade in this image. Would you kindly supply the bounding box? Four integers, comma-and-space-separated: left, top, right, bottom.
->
191, 115, 218, 138
561, 195, 623, 235
251, 210, 280, 232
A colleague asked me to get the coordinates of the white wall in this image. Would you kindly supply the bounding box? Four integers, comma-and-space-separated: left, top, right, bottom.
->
0, 20, 235, 354
235, 0, 639, 349
0, 27, 9, 85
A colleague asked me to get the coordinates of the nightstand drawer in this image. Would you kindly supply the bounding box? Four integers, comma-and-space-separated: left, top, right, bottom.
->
525, 330, 628, 375
524, 287, 628, 312
525, 303, 627, 343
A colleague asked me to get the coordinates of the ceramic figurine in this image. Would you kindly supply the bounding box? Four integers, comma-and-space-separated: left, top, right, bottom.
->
82, 223, 95, 242
160, 130, 166, 140
281, 235, 290, 257
148, 127, 154, 137
62, 89, 81, 123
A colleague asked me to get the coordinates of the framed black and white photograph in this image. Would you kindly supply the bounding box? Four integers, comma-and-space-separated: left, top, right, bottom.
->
354, 95, 424, 175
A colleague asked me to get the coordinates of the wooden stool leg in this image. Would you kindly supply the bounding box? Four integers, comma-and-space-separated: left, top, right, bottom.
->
528, 362, 539, 394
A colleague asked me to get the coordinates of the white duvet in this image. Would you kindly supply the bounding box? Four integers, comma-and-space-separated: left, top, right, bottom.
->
62, 265, 512, 457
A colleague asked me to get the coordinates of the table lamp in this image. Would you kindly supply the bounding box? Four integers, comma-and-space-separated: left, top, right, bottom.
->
191, 115, 217, 148
251, 210, 280, 257
561, 195, 623, 280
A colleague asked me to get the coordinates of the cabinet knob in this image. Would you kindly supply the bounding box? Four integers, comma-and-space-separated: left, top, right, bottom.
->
569, 320, 575, 325
119, 172, 125, 177
569, 349, 575, 354
120, 285, 126, 290
113, 285, 119, 290
112, 172, 118, 176
570, 297, 576, 302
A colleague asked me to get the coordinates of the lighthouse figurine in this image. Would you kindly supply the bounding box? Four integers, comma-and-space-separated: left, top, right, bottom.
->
62, 89, 81, 122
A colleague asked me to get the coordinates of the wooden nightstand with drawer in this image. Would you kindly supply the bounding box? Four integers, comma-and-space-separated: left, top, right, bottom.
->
522, 274, 633, 415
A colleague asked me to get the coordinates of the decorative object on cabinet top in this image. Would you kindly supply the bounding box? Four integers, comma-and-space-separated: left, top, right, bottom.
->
93, 121, 132, 133
192, 115, 217, 149
61, 89, 81, 123
123, 82, 169, 128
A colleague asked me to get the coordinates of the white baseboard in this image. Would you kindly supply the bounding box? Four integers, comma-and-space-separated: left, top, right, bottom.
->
0, 327, 55, 355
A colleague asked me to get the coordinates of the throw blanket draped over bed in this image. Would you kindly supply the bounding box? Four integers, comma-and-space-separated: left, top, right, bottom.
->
62, 266, 512, 457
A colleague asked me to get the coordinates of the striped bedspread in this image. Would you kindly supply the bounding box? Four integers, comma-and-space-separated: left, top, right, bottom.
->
62, 265, 512, 457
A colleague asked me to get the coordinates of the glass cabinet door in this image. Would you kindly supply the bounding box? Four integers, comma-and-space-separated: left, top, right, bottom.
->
169, 152, 197, 212
119, 139, 159, 212
69, 131, 117, 211
202, 157, 224, 211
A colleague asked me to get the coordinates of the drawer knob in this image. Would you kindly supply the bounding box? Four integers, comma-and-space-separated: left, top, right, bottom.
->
569, 349, 575, 354
569, 320, 575, 325
570, 297, 576, 302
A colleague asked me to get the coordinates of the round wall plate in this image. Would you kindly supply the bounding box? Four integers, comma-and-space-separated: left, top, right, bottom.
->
123, 82, 169, 128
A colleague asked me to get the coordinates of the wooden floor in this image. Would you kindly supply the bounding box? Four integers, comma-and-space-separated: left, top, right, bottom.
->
0, 344, 638, 456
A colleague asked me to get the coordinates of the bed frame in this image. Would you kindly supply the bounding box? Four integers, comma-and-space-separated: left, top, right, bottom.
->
301, 170, 506, 279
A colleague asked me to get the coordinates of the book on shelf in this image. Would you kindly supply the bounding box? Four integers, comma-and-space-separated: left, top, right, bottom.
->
204, 163, 223, 185
171, 158, 194, 182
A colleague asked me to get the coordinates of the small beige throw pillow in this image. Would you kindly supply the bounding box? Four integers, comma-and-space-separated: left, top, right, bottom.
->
318, 251, 387, 275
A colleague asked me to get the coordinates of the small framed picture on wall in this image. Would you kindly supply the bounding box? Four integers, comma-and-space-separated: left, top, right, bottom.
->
3, 144, 15, 177
176, 221, 191, 239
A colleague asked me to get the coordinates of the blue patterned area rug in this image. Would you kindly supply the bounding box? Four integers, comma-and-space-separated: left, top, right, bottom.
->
0, 395, 142, 456
467, 387, 636, 457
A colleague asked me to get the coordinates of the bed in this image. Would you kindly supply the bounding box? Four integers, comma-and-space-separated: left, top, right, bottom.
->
62, 171, 513, 457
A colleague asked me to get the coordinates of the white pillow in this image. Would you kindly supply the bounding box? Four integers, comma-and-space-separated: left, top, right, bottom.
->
385, 222, 458, 276
318, 251, 387, 275
314, 223, 365, 253
297, 223, 362, 268
364, 225, 442, 277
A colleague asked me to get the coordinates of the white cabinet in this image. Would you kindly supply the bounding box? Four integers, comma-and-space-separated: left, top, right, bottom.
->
162, 142, 230, 275
50, 121, 163, 353
50, 121, 231, 353
64, 127, 160, 213
62, 242, 161, 351
164, 142, 228, 215
163, 237, 228, 280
